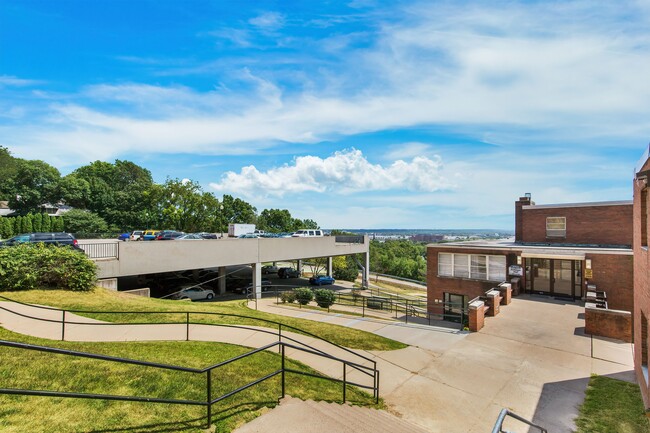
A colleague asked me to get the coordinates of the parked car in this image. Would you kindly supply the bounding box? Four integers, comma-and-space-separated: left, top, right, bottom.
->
157, 231, 185, 240
292, 229, 324, 237
278, 267, 300, 279
196, 232, 219, 239
142, 230, 160, 241
236, 279, 272, 294
262, 264, 279, 274
117, 232, 130, 241
0, 232, 84, 252
309, 275, 335, 286
238, 233, 260, 238
174, 284, 215, 301
175, 234, 204, 240
130, 230, 144, 241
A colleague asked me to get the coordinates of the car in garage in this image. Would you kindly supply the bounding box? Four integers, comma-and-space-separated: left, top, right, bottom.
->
278, 267, 300, 279
235, 279, 272, 294
174, 285, 215, 301
262, 264, 279, 274
309, 275, 335, 286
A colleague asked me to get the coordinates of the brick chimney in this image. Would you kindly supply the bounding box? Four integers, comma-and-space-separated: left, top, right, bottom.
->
515, 194, 532, 242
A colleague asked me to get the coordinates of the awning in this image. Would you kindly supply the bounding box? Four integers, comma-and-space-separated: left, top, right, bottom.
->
521, 250, 586, 260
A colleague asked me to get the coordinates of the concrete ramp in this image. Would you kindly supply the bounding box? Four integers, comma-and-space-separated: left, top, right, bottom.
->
233, 396, 431, 433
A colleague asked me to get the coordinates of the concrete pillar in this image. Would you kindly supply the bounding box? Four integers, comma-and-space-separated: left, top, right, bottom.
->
363, 252, 370, 288
97, 278, 118, 290
498, 283, 512, 305
218, 266, 227, 295
327, 257, 333, 276
297, 259, 303, 276
252, 262, 262, 299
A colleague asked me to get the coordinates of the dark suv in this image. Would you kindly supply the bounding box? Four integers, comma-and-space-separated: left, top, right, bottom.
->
0, 232, 84, 252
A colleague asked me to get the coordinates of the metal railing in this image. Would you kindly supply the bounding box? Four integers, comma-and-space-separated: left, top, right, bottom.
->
266, 288, 468, 330
492, 408, 548, 433
0, 295, 379, 421
0, 337, 376, 429
79, 241, 119, 259
369, 272, 427, 286
334, 236, 365, 244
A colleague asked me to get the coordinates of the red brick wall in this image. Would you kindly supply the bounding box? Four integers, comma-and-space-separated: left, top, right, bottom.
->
585, 307, 632, 342
634, 158, 650, 409
587, 253, 634, 312
520, 203, 632, 246
427, 246, 516, 308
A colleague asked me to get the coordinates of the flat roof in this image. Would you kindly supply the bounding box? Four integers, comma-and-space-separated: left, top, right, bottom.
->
427, 238, 632, 255
522, 200, 632, 210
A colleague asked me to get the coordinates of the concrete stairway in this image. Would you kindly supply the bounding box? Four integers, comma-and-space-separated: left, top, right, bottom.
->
233, 396, 431, 433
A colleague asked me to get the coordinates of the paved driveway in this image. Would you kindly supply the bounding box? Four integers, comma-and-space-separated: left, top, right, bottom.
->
254, 294, 634, 433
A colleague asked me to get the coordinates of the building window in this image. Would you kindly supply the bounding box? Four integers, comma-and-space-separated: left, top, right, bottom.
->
438, 253, 506, 282
438, 253, 453, 277
642, 188, 648, 247
546, 217, 566, 238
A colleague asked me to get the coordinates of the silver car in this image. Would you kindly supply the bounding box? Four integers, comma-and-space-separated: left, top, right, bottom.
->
175, 285, 215, 301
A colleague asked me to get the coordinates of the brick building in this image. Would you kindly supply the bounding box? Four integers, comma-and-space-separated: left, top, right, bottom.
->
427, 196, 633, 320
634, 144, 650, 409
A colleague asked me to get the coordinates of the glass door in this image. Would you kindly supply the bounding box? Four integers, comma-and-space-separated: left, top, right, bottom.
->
443, 293, 467, 323
530, 258, 552, 294
553, 260, 573, 297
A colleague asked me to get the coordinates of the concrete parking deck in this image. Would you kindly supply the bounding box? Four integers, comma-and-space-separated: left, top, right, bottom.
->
0, 294, 635, 433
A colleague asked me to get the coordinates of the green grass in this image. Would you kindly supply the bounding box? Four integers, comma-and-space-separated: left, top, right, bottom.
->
575, 375, 650, 433
0, 289, 406, 351
0, 327, 382, 433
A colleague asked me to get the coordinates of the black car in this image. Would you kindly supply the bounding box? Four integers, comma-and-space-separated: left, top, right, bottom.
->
0, 232, 84, 252
278, 267, 300, 279
156, 231, 185, 240
235, 279, 272, 294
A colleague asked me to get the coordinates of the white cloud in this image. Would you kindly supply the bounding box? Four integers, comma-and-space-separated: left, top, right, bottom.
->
209, 148, 449, 197
0, 75, 43, 88
249, 12, 285, 31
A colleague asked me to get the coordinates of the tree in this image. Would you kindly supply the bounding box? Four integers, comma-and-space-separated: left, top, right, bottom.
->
258, 209, 294, 233
41, 214, 51, 232
332, 255, 360, 282
150, 179, 222, 232
218, 194, 257, 232
7, 159, 60, 214
62, 209, 109, 235
33, 213, 43, 232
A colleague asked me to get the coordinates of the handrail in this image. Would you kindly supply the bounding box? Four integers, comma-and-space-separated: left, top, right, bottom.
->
0, 294, 377, 370
0, 338, 379, 429
492, 408, 548, 433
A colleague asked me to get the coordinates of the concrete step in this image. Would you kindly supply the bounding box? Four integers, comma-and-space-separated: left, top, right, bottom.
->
232, 396, 431, 433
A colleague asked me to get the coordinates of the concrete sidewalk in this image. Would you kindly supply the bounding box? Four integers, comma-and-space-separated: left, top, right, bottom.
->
0, 295, 636, 433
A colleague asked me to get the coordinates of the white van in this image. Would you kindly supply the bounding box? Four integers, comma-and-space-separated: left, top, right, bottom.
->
291, 229, 324, 237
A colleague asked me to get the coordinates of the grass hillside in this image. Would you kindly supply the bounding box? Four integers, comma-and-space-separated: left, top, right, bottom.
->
0, 288, 406, 351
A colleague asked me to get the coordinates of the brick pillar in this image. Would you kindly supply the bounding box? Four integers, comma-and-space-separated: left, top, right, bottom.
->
469, 300, 485, 332
515, 195, 531, 242
486, 290, 501, 316
498, 283, 512, 305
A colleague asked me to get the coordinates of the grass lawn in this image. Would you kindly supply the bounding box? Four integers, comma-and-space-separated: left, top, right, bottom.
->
0, 289, 406, 351
0, 326, 382, 433
575, 375, 650, 433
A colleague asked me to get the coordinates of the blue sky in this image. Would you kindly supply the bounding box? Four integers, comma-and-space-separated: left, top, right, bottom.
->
2, 1, 650, 229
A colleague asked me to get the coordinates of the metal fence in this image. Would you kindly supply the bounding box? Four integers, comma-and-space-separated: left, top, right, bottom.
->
0, 297, 380, 428
334, 236, 365, 244
79, 242, 119, 259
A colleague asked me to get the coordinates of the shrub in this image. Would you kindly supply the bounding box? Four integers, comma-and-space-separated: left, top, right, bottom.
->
313, 288, 336, 309
293, 287, 314, 305
280, 291, 296, 304
0, 244, 97, 291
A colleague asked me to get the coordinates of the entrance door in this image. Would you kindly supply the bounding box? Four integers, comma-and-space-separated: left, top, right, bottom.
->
528, 258, 581, 298
443, 293, 467, 323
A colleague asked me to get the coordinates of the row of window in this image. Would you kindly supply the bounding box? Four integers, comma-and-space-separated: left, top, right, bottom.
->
438, 253, 506, 282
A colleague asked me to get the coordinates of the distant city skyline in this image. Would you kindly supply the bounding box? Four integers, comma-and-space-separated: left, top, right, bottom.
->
1, 1, 649, 229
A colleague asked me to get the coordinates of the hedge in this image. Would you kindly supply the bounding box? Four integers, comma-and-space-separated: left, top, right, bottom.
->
0, 244, 97, 291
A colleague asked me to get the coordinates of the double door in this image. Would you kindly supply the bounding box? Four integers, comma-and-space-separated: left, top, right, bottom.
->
527, 258, 582, 298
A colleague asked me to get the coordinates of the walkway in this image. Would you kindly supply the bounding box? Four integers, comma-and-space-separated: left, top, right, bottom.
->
251, 295, 634, 433
0, 295, 636, 433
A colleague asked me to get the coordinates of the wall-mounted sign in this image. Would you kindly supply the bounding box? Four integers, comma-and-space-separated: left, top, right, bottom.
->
585, 269, 593, 279
509, 265, 524, 276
